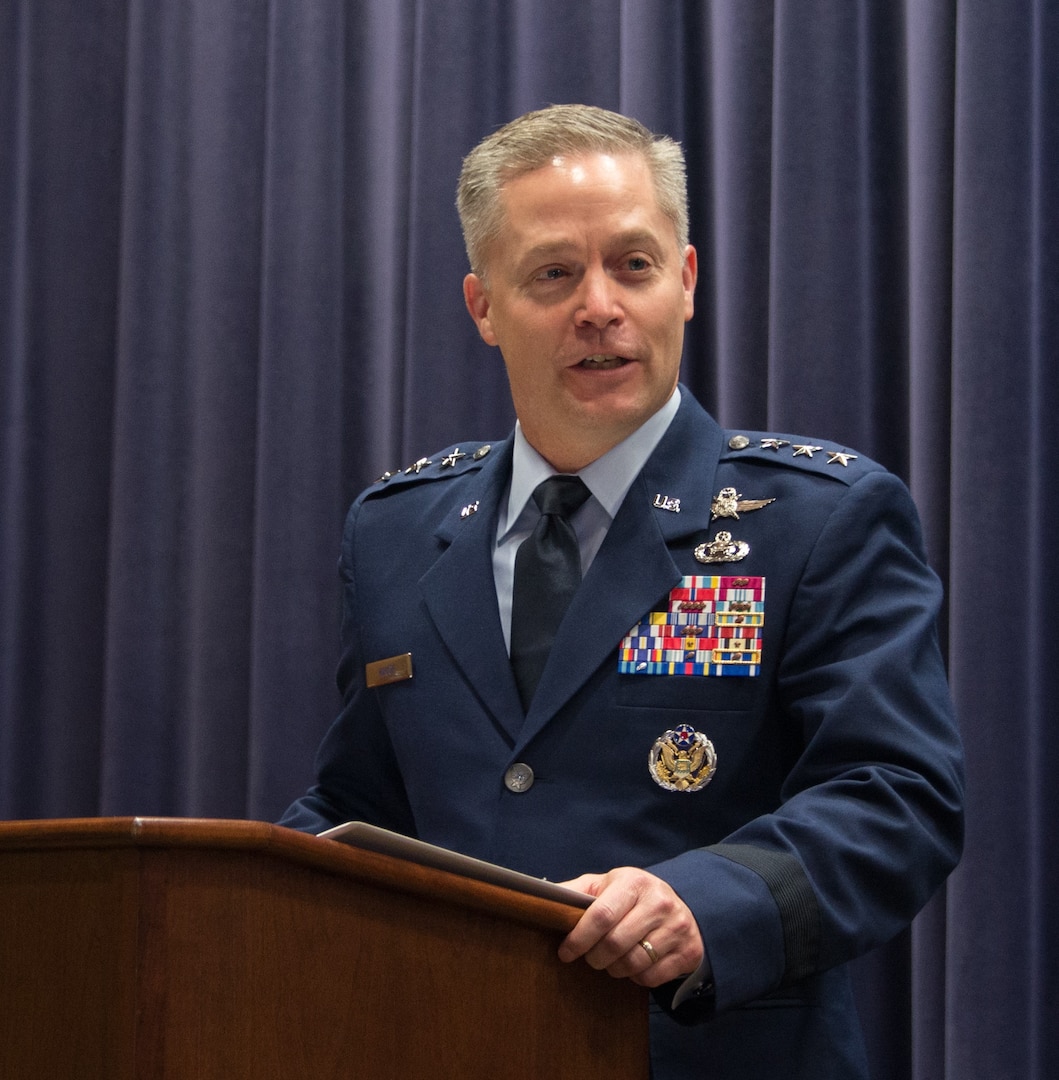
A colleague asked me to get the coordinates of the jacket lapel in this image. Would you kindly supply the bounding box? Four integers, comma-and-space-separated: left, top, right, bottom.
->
418, 439, 526, 740
514, 393, 726, 749
416, 395, 727, 748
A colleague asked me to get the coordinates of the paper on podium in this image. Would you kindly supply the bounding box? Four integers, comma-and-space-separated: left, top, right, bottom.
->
318, 821, 593, 909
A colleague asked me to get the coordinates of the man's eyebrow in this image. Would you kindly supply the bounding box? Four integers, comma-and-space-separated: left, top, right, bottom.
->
517, 240, 578, 266
517, 230, 667, 269
609, 229, 667, 251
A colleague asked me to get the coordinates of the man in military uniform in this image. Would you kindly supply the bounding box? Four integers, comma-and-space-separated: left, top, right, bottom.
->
281, 105, 964, 1079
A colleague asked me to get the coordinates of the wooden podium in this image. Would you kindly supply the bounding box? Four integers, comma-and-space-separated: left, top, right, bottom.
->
0, 817, 647, 1079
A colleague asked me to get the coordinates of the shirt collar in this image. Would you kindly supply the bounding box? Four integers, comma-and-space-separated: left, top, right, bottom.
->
499, 386, 681, 539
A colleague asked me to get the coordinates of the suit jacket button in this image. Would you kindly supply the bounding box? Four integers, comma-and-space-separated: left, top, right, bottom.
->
504, 763, 535, 793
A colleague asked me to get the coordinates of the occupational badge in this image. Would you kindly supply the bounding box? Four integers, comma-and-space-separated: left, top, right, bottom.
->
649, 724, 717, 792
710, 487, 775, 521
694, 531, 750, 564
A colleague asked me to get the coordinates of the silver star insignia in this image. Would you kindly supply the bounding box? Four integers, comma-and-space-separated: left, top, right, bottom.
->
792, 444, 824, 458
710, 487, 776, 520
827, 451, 858, 467
405, 457, 432, 474
440, 448, 467, 468
760, 438, 791, 451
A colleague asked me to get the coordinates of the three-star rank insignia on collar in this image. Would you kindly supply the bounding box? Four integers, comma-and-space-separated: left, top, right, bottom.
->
648, 724, 717, 792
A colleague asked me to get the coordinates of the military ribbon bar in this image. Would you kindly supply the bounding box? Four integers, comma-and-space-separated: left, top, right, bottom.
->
619, 575, 765, 676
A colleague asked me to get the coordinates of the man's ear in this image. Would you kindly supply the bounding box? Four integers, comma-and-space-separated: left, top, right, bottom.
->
463, 273, 498, 346
682, 245, 698, 322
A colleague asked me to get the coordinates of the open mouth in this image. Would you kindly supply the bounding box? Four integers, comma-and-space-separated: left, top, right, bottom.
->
578, 354, 630, 370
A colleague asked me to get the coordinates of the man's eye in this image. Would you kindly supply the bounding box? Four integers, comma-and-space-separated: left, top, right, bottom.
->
538, 267, 566, 281
627, 257, 650, 271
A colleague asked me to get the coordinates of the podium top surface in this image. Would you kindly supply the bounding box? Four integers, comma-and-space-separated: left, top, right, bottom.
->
0, 816, 588, 934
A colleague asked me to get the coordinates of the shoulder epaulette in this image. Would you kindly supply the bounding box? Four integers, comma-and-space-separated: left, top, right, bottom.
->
365, 442, 496, 496
720, 431, 883, 484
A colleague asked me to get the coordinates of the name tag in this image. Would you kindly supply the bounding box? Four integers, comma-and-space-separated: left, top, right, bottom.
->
619, 576, 764, 676
365, 653, 413, 687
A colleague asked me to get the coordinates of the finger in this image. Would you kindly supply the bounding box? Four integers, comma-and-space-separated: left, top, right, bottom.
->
557, 878, 636, 963
557, 872, 606, 897
595, 935, 664, 981
578, 911, 657, 972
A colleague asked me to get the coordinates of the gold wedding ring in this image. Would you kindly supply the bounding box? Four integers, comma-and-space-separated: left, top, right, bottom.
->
639, 939, 659, 964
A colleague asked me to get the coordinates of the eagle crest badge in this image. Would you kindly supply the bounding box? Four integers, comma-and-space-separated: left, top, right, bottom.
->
648, 725, 717, 792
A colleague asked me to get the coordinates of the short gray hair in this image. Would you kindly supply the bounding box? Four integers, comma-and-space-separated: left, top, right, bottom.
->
456, 104, 689, 276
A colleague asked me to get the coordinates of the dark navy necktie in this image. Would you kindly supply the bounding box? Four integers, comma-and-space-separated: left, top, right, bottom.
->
510, 475, 591, 711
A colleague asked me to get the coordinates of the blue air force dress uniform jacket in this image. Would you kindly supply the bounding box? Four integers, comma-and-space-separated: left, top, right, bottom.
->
280, 389, 964, 1080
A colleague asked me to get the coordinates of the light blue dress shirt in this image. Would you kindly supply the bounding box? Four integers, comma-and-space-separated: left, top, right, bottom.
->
493, 386, 682, 653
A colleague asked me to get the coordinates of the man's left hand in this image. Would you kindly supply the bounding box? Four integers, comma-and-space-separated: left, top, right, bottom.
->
557, 866, 704, 987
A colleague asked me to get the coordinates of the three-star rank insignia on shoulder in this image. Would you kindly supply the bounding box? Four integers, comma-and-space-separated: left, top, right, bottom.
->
725, 433, 863, 473
373, 443, 493, 486
649, 724, 717, 792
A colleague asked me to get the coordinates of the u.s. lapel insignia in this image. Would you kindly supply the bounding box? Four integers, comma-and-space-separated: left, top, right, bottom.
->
653, 493, 682, 513
694, 531, 749, 564
649, 724, 717, 792
710, 487, 775, 521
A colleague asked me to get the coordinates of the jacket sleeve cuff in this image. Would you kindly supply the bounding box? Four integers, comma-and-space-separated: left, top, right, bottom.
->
650, 842, 820, 1014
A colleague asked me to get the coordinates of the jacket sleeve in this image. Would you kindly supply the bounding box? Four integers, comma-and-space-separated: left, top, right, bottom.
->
278, 496, 417, 837
649, 469, 965, 1016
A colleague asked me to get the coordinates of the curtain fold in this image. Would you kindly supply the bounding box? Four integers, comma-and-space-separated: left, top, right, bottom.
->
2, 2, 1056, 1076
946, 2, 1059, 1076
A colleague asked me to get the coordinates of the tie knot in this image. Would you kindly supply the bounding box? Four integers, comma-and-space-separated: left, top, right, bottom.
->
532, 475, 590, 519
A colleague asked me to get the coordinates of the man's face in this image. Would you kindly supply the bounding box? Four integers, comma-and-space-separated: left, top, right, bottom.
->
463, 152, 697, 472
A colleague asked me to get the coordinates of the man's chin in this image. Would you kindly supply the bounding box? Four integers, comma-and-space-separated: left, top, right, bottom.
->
568, 383, 667, 431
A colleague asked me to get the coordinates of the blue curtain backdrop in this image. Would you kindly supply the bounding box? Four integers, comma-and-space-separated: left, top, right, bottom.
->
1, 2, 1056, 1078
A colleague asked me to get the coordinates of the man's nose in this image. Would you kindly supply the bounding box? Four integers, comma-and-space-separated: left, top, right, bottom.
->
574, 268, 622, 328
